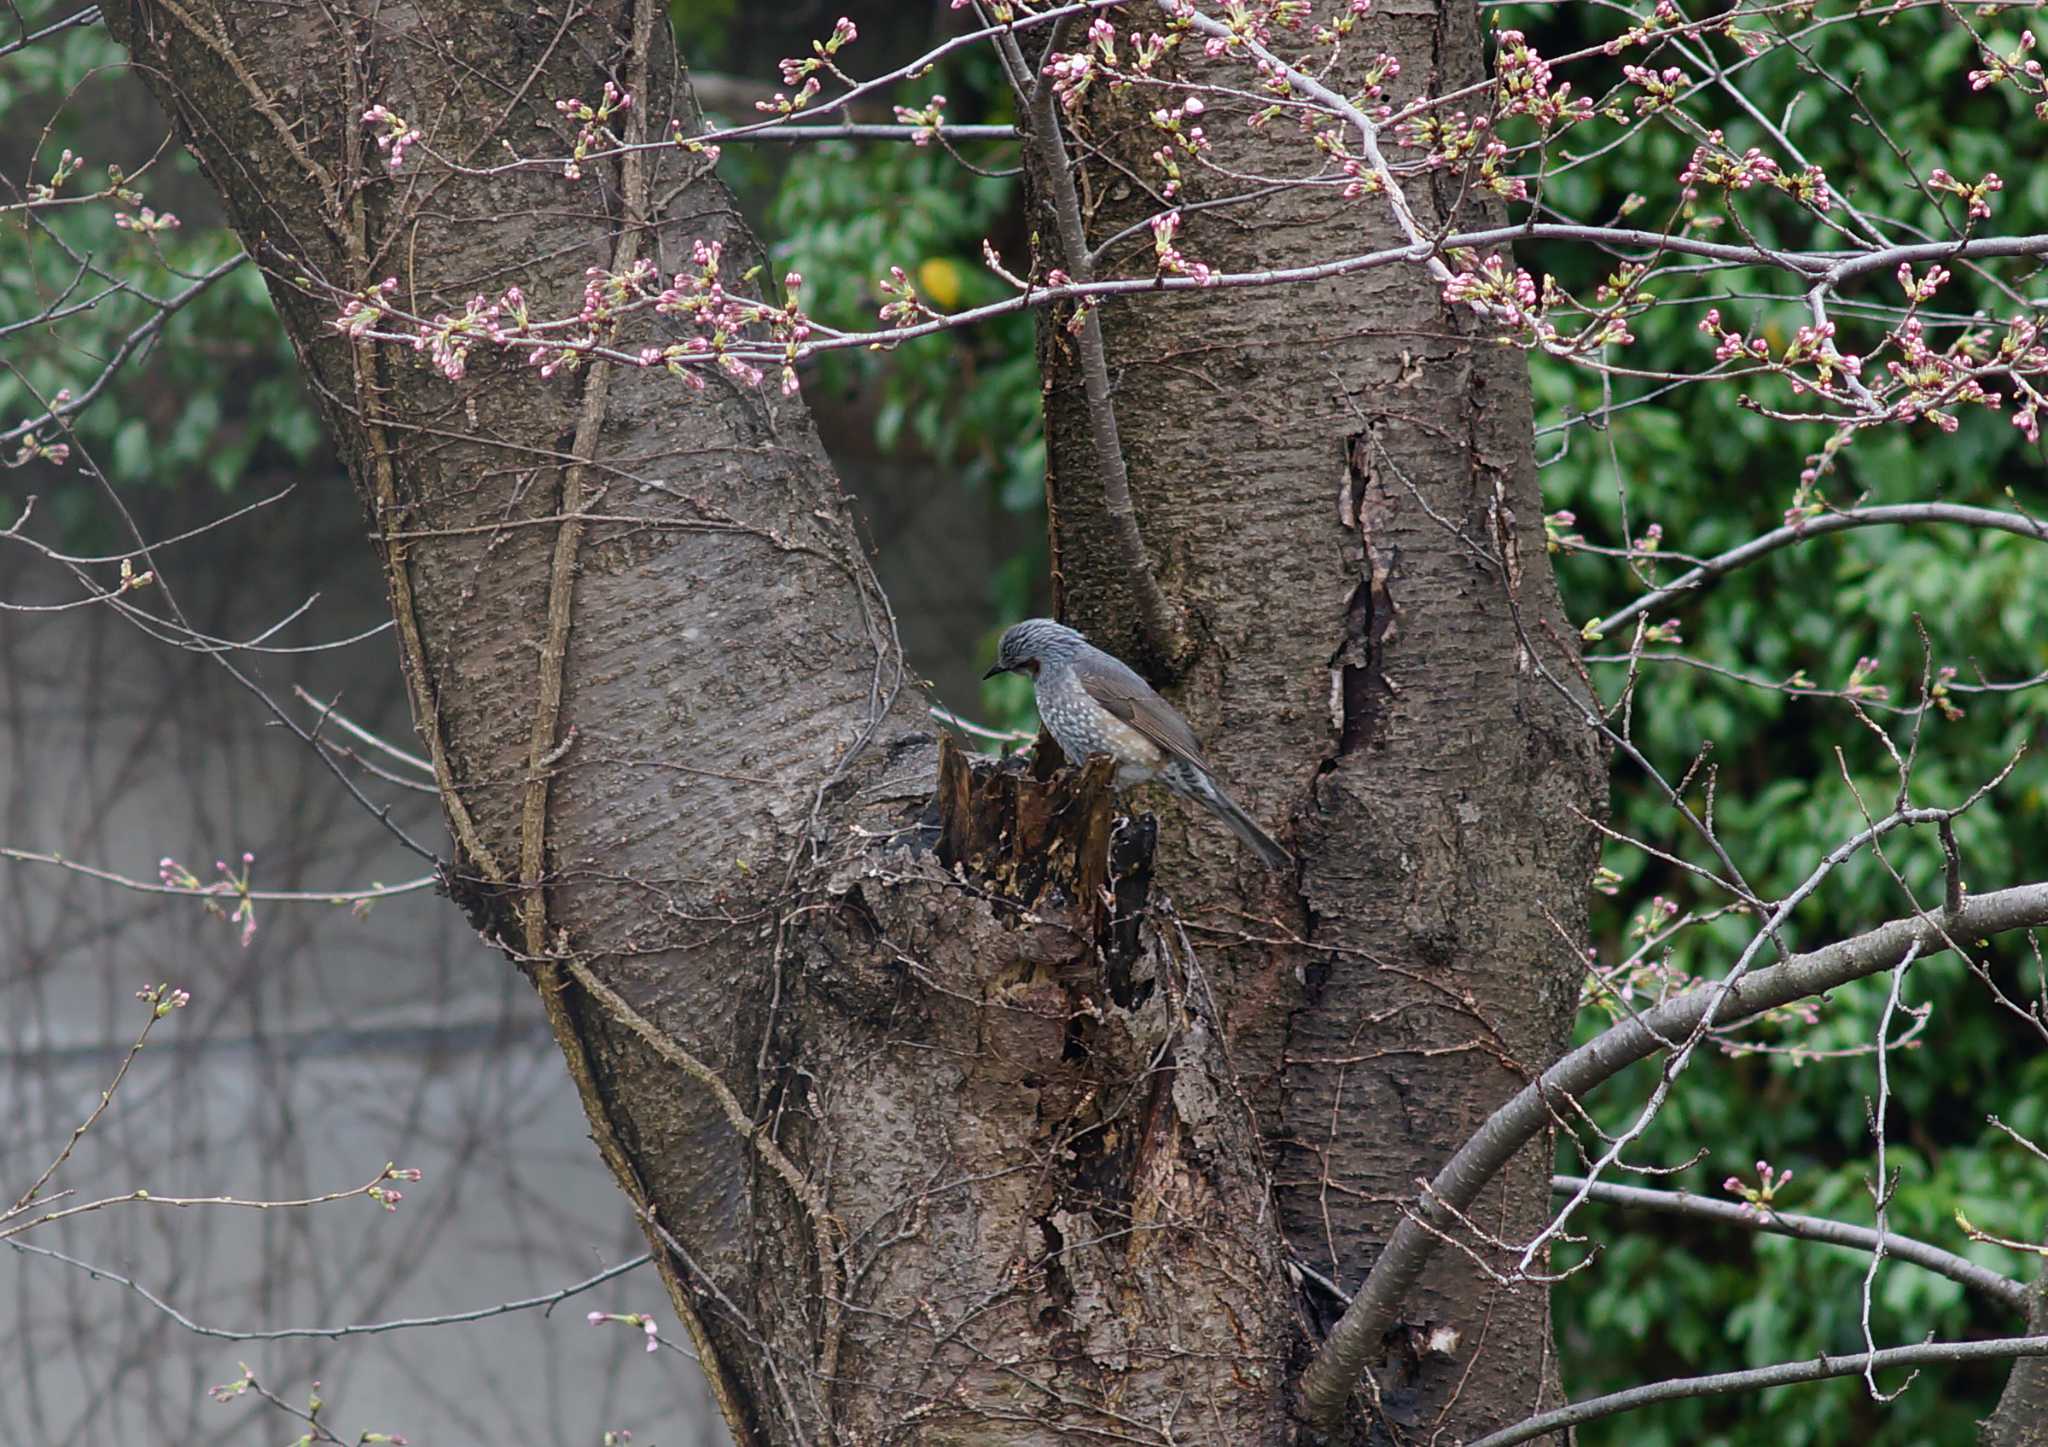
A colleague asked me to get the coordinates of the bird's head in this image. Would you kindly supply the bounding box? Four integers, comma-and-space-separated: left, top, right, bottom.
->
983, 618, 1086, 679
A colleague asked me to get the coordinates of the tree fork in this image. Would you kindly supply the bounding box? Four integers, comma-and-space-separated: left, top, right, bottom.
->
105, 2, 1315, 1438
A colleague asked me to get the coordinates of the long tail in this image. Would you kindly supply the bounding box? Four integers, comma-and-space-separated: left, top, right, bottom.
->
1171, 765, 1292, 869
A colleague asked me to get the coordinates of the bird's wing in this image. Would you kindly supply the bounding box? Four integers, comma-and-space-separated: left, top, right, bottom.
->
1075, 653, 1214, 777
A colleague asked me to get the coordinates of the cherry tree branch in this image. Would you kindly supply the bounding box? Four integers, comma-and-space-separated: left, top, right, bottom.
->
1550, 1175, 2029, 1312
1588, 503, 2048, 640
1302, 879, 2048, 1422
1154, 0, 1456, 289
1, 1165, 412, 1241
0, 252, 247, 449
0, 6, 102, 62
718, 123, 1016, 143
3, 1236, 651, 1342
1466, 1334, 2048, 1447
337, 226, 2048, 382
0, 846, 437, 903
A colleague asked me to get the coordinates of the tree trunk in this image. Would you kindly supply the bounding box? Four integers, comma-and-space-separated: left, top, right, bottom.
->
103, 1, 1328, 1440
1983, 1265, 2048, 1446
1028, 3, 1605, 1438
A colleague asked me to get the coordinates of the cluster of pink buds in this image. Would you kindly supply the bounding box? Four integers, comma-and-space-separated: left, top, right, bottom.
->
1698, 308, 1866, 401
588, 1310, 662, 1353
1043, 18, 1122, 112
1474, 136, 1526, 203
1779, 321, 1862, 396
368, 1164, 423, 1213
1775, 163, 1834, 211
1968, 28, 2043, 93
556, 83, 631, 179
1543, 509, 1583, 554
135, 982, 192, 1018
763, 16, 859, 115
783, 16, 856, 85
1146, 96, 1209, 198
1995, 318, 2048, 441
1148, 211, 1217, 286
335, 277, 401, 340
1927, 166, 2003, 222
1896, 263, 1951, 303
209, 1366, 255, 1404
485, 286, 532, 341
361, 105, 422, 173
158, 851, 260, 948
1312, 0, 1377, 46
774, 16, 857, 98
25, 147, 84, 204
1931, 665, 1966, 722
1697, 307, 1770, 366
647, 239, 797, 389
1581, 941, 1703, 1017
415, 294, 503, 382
582, 258, 660, 332
1494, 31, 1588, 129
1629, 894, 1680, 942
9, 430, 69, 468
1338, 156, 1384, 200
1622, 63, 1689, 115
1181, 0, 1287, 60
1672, 133, 1836, 214
1441, 252, 1541, 328
876, 264, 930, 328
1604, 0, 1684, 56
1724, 1160, 1794, 1217
1843, 655, 1889, 701
893, 94, 948, 147
113, 206, 180, 233
1397, 110, 1489, 171
1719, 17, 1774, 57
1678, 136, 1780, 200
1044, 17, 1185, 124
1883, 317, 2003, 432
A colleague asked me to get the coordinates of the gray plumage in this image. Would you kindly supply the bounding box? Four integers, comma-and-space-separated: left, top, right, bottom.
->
983, 619, 1291, 869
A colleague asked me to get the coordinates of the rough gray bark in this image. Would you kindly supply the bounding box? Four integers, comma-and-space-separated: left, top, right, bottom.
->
1984, 1265, 2048, 1446
104, 1, 1306, 1441
1027, 2, 1605, 1439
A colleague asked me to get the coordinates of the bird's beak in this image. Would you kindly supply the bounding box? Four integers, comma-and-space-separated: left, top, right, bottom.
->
982, 663, 1007, 680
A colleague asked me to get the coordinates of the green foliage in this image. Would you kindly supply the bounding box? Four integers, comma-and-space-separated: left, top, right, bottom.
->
0, 26, 321, 540
750, 43, 1045, 726
768, 134, 1042, 515
1494, 5, 2048, 1440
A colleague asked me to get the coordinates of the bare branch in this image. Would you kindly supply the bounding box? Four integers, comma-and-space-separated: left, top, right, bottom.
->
1466, 1334, 2048, 1447
1304, 878, 2048, 1422
1551, 1174, 2028, 1312
1589, 503, 2048, 640
4, 1236, 650, 1341
0, 252, 248, 450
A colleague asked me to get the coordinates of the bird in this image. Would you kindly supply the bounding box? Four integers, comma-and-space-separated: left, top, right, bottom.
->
983, 618, 1291, 869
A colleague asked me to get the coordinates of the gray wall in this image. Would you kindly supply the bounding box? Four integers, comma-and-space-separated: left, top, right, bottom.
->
1, 427, 1007, 1443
